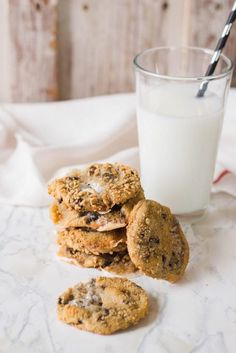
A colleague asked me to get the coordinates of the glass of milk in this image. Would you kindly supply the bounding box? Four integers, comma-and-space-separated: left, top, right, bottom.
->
134, 47, 233, 218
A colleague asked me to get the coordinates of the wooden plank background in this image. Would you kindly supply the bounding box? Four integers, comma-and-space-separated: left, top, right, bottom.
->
0, 0, 235, 102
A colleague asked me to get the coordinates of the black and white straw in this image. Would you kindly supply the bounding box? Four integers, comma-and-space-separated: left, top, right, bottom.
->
197, 0, 236, 97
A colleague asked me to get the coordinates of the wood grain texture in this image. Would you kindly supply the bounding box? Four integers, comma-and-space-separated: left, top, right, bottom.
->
59, 0, 175, 99
0, 0, 235, 101
58, 0, 236, 99
190, 0, 236, 85
0, 1, 9, 101
8, 0, 59, 102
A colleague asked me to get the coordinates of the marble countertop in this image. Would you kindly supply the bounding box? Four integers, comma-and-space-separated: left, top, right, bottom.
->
0, 192, 236, 353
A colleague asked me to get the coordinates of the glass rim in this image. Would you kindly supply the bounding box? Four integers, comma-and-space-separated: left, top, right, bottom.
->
133, 46, 234, 81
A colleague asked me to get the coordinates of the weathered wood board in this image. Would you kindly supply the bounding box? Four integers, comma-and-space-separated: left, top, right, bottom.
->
0, 0, 235, 101
58, 0, 236, 99
4, 0, 59, 102
58, 0, 173, 99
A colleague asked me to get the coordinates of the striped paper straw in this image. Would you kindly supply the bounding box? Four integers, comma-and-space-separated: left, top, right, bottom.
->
197, 1, 236, 97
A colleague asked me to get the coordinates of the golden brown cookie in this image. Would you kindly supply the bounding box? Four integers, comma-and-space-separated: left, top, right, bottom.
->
50, 201, 126, 231
127, 200, 189, 282
58, 247, 137, 275
50, 190, 144, 231
57, 228, 127, 255
57, 277, 149, 334
48, 163, 142, 213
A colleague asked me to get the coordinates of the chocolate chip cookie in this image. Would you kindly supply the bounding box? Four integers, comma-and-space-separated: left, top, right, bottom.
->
50, 201, 126, 231
57, 277, 149, 334
57, 227, 127, 255
48, 163, 142, 213
127, 200, 189, 282
50, 190, 144, 231
58, 247, 137, 275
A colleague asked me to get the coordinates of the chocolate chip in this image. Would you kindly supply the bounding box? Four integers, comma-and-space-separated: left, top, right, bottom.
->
58, 297, 63, 305
77, 319, 83, 324
161, 213, 167, 220
80, 211, 87, 217
103, 309, 109, 316
162, 255, 167, 264
102, 172, 114, 181
74, 198, 83, 205
149, 236, 160, 244
97, 309, 109, 322
68, 247, 77, 255
97, 315, 103, 321
111, 204, 121, 212
67, 176, 79, 181
103, 253, 115, 267
88, 166, 96, 176
58, 198, 63, 204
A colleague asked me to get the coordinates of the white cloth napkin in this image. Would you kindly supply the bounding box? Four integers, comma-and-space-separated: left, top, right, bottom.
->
0, 91, 235, 207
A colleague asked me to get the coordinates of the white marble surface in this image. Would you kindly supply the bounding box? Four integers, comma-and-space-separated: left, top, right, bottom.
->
0, 192, 236, 353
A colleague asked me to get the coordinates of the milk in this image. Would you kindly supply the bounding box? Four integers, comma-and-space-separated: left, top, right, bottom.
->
137, 84, 224, 215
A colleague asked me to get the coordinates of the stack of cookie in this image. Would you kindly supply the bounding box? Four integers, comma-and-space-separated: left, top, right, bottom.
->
48, 163, 144, 274
49, 162, 190, 335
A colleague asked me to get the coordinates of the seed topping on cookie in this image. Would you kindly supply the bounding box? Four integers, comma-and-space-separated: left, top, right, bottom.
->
48, 163, 142, 213
57, 277, 149, 334
127, 200, 189, 282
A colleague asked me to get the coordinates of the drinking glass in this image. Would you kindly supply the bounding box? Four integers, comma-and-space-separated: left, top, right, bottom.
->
134, 46, 233, 218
